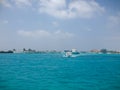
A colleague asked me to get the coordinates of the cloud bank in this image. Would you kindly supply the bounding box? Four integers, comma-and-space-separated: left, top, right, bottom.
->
0, 0, 12, 7
12, 0, 32, 7
39, 0, 105, 19
0, 0, 105, 19
18, 30, 74, 39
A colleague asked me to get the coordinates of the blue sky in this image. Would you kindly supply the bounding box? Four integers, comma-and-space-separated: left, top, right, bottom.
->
0, 0, 120, 51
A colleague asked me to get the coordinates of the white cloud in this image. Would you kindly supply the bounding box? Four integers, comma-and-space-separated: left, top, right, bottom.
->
54, 30, 74, 39
39, 0, 105, 19
0, 0, 33, 8
0, 0, 104, 19
18, 30, 74, 39
0, 0, 12, 8
12, 0, 32, 7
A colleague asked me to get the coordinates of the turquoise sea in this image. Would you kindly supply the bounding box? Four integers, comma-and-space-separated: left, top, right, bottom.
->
0, 53, 120, 90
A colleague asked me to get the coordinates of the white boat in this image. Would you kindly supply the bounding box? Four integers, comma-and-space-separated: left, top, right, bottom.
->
63, 49, 80, 57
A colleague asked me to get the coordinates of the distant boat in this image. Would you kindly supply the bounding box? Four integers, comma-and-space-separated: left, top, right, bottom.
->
63, 49, 80, 57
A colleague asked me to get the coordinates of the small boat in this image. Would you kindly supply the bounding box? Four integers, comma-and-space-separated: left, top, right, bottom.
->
63, 49, 80, 57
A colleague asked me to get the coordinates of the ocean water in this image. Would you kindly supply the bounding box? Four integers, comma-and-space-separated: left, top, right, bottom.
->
0, 53, 120, 90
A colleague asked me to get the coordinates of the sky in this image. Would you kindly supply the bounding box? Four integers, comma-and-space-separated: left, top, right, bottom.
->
0, 0, 120, 51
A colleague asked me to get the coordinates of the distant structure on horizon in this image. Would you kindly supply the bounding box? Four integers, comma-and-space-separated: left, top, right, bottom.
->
0, 48, 120, 54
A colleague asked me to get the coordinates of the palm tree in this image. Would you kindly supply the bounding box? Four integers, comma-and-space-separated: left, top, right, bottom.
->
13, 49, 16, 51
28, 48, 32, 52
23, 48, 26, 52
13, 49, 16, 53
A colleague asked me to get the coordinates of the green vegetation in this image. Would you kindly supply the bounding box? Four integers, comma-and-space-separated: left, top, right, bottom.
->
0, 50, 13, 53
